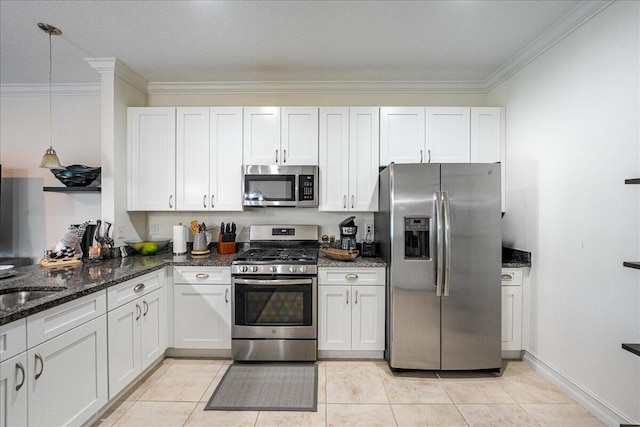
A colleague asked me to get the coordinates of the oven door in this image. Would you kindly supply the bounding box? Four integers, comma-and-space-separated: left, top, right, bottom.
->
232, 276, 317, 339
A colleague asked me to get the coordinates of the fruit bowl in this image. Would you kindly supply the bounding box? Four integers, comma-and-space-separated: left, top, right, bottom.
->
124, 239, 170, 256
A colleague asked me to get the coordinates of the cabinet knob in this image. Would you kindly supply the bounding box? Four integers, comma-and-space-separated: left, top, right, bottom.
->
203, 195, 207, 208
196, 273, 210, 279
134, 283, 146, 293
345, 273, 358, 280
501, 274, 514, 280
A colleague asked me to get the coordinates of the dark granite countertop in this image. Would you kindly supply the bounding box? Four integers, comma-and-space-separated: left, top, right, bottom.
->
502, 247, 532, 268
2, 246, 527, 326
317, 254, 386, 268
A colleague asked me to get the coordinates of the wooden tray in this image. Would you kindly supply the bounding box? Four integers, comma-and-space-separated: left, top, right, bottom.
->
320, 248, 359, 261
40, 255, 82, 268
191, 249, 211, 255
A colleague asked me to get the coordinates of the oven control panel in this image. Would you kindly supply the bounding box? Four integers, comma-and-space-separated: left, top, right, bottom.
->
231, 264, 317, 275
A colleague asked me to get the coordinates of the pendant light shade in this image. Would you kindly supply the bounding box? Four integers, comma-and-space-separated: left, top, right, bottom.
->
38, 23, 64, 170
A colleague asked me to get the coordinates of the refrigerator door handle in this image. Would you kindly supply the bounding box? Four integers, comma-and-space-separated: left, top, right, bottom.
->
435, 191, 444, 297
443, 191, 452, 297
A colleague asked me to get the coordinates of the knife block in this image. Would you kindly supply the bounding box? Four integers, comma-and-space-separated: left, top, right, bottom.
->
217, 233, 236, 254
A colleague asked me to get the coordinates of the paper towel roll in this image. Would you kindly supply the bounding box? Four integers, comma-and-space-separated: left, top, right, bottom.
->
172, 225, 187, 255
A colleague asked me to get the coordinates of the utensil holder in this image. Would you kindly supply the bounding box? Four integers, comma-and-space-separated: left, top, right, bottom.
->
217, 233, 236, 254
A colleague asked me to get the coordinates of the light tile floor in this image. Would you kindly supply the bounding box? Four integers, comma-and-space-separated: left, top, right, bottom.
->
93, 358, 605, 427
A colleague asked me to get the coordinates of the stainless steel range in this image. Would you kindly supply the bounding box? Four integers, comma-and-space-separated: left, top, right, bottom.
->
231, 224, 318, 361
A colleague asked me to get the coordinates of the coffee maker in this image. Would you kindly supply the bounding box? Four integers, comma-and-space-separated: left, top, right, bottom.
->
339, 216, 358, 251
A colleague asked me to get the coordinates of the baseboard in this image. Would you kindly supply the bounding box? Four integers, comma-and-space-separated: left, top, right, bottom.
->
318, 350, 384, 359
523, 350, 637, 426
165, 347, 232, 359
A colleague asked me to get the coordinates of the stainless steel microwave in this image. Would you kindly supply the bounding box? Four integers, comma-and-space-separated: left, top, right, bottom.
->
243, 165, 318, 207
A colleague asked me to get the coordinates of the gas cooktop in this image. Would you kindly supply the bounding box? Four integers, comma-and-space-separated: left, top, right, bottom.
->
234, 247, 318, 263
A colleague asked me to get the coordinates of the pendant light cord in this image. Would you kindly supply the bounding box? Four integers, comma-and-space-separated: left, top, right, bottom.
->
48, 31, 53, 150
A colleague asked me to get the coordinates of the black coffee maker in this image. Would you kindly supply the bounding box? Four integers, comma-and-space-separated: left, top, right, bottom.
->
339, 216, 357, 251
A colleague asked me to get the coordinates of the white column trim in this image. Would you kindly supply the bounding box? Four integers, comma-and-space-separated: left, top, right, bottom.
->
85, 58, 149, 94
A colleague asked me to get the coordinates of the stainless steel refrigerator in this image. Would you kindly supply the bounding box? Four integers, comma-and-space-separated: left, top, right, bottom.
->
375, 163, 502, 371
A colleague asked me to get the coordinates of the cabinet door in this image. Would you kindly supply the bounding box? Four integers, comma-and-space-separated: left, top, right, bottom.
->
318, 286, 352, 351
28, 316, 107, 427
174, 284, 231, 349
107, 299, 141, 399
380, 107, 426, 166
319, 107, 350, 211
501, 286, 523, 351
471, 107, 506, 212
426, 107, 470, 163
176, 107, 210, 211
128, 107, 176, 211
0, 353, 28, 427
243, 107, 280, 165
210, 107, 243, 211
140, 287, 168, 371
349, 107, 379, 211
351, 286, 385, 351
281, 107, 319, 165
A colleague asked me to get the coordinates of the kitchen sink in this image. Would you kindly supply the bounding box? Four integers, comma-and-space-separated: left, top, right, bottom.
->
0, 290, 60, 311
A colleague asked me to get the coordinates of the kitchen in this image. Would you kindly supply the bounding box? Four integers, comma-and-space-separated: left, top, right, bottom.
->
0, 1, 638, 426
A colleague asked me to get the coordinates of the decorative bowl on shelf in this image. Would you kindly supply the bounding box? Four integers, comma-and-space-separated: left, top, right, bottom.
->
319, 247, 359, 261
50, 165, 101, 187
124, 239, 171, 256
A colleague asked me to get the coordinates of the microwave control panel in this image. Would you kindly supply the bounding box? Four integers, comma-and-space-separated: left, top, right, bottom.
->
298, 175, 315, 201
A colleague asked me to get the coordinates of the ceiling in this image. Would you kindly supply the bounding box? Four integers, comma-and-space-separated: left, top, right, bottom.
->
0, 1, 605, 89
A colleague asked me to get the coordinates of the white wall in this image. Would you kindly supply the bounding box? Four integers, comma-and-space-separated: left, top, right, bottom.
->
0, 93, 101, 259
488, 1, 640, 423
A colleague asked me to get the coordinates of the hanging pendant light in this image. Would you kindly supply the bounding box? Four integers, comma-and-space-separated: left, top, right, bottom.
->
38, 23, 64, 170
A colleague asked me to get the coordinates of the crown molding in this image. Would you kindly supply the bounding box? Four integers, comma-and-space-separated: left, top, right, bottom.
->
0, 83, 101, 96
146, 80, 488, 95
84, 58, 149, 94
484, 0, 613, 91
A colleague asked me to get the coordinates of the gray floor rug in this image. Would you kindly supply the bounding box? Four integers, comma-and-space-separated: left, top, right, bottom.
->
204, 363, 317, 412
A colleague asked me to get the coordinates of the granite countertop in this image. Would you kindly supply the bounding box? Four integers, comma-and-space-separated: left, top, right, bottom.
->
502, 247, 532, 268
3, 245, 527, 326
0, 250, 237, 326
317, 254, 386, 267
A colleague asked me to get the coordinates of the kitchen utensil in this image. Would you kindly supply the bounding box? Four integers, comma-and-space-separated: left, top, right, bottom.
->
193, 231, 212, 251
190, 220, 200, 234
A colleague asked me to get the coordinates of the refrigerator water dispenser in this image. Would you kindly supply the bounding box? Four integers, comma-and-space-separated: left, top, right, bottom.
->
404, 216, 429, 259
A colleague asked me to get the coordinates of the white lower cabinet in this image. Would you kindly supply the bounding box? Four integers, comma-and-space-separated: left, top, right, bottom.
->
501, 269, 524, 355
27, 316, 107, 427
173, 267, 231, 350
318, 267, 385, 352
0, 352, 28, 427
107, 271, 167, 399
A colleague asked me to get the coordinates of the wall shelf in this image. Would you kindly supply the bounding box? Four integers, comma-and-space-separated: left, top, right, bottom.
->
625, 178, 640, 184
43, 187, 101, 192
622, 344, 640, 357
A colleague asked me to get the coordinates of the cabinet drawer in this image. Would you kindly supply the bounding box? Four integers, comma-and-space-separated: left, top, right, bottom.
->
174, 267, 230, 284
501, 269, 523, 286
0, 318, 26, 362
107, 269, 165, 310
318, 267, 385, 286
27, 291, 106, 349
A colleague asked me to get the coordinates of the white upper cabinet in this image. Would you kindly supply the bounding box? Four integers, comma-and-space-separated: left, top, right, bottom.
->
176, 107, 210, 211
176, 107, 243, 211
128, 107, 176, 211
471, 107, 506, 212
243, 107, 318, 165
243, 107, 281, 165
426, 107, 471, 163
319, 107, 350, 211
210, 108, 244, 211
380, 107, 426, 166
319, 107, 379, 212
281, 107, 319, 165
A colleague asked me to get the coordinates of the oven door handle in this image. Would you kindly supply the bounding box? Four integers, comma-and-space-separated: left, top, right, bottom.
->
233, 278, 313, 285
